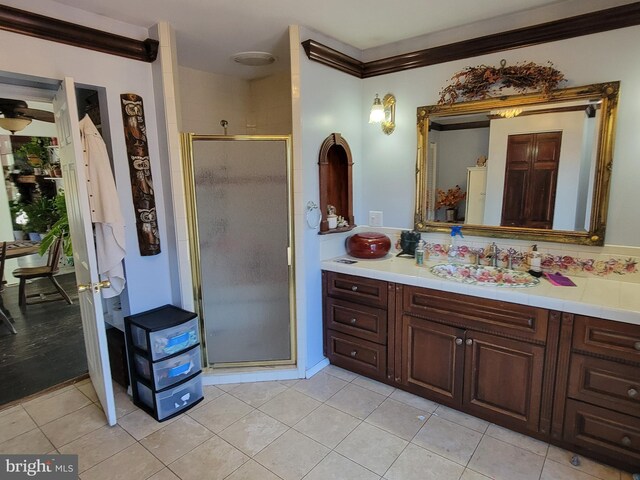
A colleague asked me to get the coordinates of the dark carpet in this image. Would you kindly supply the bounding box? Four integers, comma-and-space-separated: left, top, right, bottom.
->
0, 272, 87, 406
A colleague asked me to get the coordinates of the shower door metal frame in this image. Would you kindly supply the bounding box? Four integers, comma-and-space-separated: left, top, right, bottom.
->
181, 133, 297, 368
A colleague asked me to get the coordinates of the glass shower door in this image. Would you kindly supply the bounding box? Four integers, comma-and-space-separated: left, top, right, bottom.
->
187, 135, 294, 366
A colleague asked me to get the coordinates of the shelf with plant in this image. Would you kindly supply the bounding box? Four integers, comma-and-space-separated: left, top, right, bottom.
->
15, 137, 52, 168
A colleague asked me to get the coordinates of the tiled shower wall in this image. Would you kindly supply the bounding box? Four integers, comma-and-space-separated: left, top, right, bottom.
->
178, 67, 292, 136
247, 72, 293, 135
178, 66, 250, 135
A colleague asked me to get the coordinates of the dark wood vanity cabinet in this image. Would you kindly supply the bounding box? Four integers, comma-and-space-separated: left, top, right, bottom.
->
398, 285, 551, 434
322, 272, 394, 382
322, 271, 640, 471
399, 315, 463, 405
555, 315, 640, 470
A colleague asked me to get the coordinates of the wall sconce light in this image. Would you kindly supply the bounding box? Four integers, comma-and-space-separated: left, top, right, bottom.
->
369, 93, 396, 135
496, 108, 523, 119
0, 117, 31, 134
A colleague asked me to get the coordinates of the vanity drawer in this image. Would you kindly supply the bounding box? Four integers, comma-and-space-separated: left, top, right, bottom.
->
325, 297, 387, 344
403, 286, 548, 343
568, 354, 640, 417
573, 316, 640, 364
326, 272, 388, 308
564, 399, 640, 466
326, 329, 386, 380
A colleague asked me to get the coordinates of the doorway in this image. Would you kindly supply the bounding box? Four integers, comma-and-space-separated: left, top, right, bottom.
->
0, 75, 118, 415
501, 131, 562, 229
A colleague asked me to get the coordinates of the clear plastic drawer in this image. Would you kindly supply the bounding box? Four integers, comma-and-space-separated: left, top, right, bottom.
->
131, 317, 199, 361
134, 345, 202, 390
137, 374, 203, 421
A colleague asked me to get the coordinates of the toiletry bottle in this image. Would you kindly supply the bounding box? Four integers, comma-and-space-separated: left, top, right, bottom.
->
415, 240, 425, 266
448, 226, 464, 263
528, 244, 542, 277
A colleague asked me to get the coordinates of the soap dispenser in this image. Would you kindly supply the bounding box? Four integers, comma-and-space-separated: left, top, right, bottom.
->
448, 226, 464, 263
528, 244, 542, 277
415, 240, 426, 265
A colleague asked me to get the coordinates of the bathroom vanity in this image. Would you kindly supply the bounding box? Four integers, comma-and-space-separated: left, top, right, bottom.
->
321, 260, 640, 471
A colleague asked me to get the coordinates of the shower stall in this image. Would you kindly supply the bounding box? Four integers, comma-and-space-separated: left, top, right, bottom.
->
181, 134, 295, 368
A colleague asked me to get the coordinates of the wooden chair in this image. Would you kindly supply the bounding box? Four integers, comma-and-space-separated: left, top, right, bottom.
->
12, 235, 73, 307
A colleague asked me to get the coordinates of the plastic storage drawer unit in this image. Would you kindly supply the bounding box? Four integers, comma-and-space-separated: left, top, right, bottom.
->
125, 305, 203, 421
134, 344, 202, 390
136, 375, 203, 421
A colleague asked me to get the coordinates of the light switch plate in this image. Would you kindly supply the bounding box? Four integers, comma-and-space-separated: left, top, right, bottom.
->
369, 210, 383, 227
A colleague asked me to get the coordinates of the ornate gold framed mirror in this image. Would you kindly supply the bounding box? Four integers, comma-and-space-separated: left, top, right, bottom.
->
415, 82, 619, 246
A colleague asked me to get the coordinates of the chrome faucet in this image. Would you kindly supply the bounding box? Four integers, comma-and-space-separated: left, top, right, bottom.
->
487, 242, 500, 267
471, 248, 483, 266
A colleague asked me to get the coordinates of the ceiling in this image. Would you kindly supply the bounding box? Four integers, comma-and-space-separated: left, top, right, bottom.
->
11, 0, 640, 78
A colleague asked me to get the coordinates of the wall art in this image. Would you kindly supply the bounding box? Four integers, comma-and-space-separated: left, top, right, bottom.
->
120, 93, 161, 256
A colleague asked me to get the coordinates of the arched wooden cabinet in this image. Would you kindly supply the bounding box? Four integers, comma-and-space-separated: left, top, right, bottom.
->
318, 133, 356, 234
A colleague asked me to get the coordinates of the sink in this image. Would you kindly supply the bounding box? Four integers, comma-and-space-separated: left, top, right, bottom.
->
430, 263, 540, 287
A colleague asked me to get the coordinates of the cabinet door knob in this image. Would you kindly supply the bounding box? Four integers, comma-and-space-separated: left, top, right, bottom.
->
466, 338, 473, 346
351, 285, 358, 292
628, 388, 638, 398
350, 350, 357, 357
634, 341, 640, 351
350, 318, 357, 324
621, 436, 632, 447
527, 317, 534, 327
455, 338, 463, 346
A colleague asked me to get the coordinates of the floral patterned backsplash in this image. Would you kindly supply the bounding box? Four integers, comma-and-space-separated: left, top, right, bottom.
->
417, 241, 638, 279
386, 228, 638, 280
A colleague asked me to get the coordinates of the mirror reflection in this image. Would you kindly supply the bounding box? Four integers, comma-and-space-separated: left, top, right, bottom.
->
416, 82, 619, 245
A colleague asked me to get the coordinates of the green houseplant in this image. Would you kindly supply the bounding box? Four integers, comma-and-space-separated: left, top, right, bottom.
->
39, 191, 72, 257
23, 196, 58, 240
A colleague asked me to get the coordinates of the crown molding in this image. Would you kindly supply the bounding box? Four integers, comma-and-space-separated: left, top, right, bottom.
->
0, 4, 158, 62
302, 2, 640, 78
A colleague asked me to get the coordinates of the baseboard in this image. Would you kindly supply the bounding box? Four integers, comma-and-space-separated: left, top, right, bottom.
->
200, 366, 300, 385
305, 357, 329, 378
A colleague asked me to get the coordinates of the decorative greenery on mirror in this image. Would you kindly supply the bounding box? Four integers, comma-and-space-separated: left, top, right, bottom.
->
415, 81, 619, 246
438, 60, 565, 104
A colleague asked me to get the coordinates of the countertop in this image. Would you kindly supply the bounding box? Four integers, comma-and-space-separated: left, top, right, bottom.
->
321, 255, 640, 326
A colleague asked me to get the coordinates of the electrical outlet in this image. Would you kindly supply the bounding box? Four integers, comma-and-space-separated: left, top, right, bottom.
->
369, 211, 383, 227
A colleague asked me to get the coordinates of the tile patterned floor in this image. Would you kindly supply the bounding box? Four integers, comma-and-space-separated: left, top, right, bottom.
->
0, 365, 635, 480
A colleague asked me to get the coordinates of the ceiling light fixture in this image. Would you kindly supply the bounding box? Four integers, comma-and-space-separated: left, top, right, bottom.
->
231, 51, 276, 66
0, 117, 31, 134
369, 93, 396, 135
